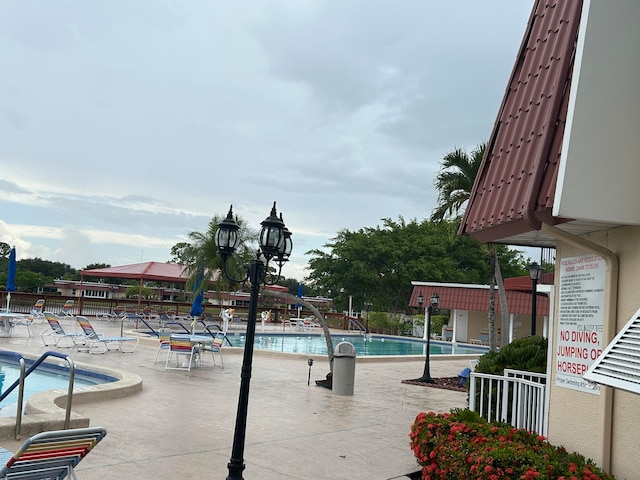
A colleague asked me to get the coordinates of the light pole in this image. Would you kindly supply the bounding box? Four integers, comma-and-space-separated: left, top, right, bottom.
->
363, 301, 372, 334
527, 262, 543, 336
216, 202, 292, 480
416, 292, 439, 383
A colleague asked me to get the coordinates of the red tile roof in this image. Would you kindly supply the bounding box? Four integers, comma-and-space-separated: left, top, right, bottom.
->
81, 262, 189, 283
503, 272, 555, 292
410, 284, 549, 317
459, 0, 583, 245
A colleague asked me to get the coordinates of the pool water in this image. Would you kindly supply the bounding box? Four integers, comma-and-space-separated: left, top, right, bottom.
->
227, 333, 487, 356
0, 360, 115, 415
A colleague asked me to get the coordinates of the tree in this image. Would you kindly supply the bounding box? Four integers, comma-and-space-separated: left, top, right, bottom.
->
431, 143, 485, 222
305, 217, 495, 313
431, 142, 510, 350
17, 258, 78, 280
84, 263, 110, 271
171, 213, 257, 301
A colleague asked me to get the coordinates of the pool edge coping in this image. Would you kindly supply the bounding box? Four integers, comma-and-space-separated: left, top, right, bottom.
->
0, 351, 143, 440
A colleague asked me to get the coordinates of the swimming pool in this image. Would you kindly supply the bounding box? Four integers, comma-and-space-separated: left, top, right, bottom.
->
0, 354, 117, 416
226, 333, 488, 356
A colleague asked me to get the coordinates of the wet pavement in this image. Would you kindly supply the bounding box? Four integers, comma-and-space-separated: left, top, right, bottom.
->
0, 317, 472, 479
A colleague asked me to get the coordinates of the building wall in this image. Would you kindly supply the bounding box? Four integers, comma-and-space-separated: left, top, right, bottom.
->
459, 310, 537, 344
547, 226, 640, 478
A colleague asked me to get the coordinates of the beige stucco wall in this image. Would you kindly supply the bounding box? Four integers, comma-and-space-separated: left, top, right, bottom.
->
465, 311, 486, 341
547, 226, 640, 479
453, 311, 540, 343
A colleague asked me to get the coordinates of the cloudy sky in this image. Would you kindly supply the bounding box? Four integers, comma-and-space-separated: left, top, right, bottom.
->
0, 1, 534, 281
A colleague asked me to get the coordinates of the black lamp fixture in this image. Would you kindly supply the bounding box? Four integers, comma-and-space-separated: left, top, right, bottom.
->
416, 291, 439, 383
216, 202, 292, 480
526, 262, 543, 336
363, 301, 373, 334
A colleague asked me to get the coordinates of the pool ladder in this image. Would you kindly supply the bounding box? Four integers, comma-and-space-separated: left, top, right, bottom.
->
347, 318, 367, 335
0, 350, 76, 440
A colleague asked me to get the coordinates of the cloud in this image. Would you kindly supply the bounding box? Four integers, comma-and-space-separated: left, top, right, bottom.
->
0, 0, 535, 279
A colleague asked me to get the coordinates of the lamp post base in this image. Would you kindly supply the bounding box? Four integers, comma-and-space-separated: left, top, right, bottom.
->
415, 376, 434, 384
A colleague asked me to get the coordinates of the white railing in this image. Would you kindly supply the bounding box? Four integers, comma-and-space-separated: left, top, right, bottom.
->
469, 369, 548, 436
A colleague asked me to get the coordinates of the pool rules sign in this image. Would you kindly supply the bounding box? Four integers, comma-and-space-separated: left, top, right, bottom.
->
556, 254, 605, 394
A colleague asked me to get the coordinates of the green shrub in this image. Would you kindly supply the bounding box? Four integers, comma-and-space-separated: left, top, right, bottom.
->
410, 408, 615, 479
476, 335, 548, 375
430, 314, 448, 338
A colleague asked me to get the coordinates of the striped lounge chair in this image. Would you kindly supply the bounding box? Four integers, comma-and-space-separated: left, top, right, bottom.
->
75, 316, 139, 354
0, 426, 106, 480
41, 313, 85, 348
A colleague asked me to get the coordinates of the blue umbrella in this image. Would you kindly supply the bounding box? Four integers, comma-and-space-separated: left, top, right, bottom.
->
296, 284, 303, 317
6, 247, 16, 293
189, 268, 204, 318
5, 247, 16, 311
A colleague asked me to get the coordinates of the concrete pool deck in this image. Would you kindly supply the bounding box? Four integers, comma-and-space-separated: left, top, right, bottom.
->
0, 317, 473, 479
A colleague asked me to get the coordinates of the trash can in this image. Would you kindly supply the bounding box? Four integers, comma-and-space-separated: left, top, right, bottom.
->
332, 342, 357, 395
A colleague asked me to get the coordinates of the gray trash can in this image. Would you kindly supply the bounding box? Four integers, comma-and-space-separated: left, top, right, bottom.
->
332, 342, 357, 395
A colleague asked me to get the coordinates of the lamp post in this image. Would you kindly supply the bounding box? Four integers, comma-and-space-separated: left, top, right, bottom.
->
416, 292, 439, 383
216, 202, 292, 480
363, 301, 372, 334
527, 262, 543, 336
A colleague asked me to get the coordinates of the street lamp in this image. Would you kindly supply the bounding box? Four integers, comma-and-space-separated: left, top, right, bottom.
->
416, 292, 439, 383
527, 262, 543, 336
363, 301, 373, 334
216, 202, 292, 480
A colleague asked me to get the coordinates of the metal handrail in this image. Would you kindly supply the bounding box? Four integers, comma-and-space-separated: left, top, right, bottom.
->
0, 350, 76, 439
347, 318, 366, 335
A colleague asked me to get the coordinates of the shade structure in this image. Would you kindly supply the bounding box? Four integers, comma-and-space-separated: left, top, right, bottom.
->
5, 247, 16, 310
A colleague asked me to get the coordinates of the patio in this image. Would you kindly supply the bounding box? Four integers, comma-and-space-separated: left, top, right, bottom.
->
0, 318, 470, 479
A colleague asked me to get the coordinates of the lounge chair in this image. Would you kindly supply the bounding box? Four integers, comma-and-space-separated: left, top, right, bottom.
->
10, 315, 33, 337
30, 299, 45, 321
59, 300, 75, 317
294, 319, 310, 332
443, 326, 454, 342
41, 313, 85, 348
0, 426, 106, 480
98, 305, 121, 321
75, 316, 139, 354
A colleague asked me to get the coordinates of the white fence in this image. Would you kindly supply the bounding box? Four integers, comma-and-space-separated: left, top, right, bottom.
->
469, 369, 547, 436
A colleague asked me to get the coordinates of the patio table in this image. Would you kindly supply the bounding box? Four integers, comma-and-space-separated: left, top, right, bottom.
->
0, 312, 31, 337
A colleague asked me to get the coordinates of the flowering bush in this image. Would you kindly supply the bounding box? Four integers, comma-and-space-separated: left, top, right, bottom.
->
410, 409, 615, 479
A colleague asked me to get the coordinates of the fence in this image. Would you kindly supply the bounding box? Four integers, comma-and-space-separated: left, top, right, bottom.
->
469, 368, 547, 436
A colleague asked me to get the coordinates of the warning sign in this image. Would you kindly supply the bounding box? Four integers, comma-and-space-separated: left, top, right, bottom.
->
556, 254, 604, 394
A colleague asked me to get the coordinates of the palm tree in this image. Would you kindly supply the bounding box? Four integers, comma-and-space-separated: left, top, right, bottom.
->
174, 213, 257, 306
431, 142, 507, 351
430, 143, 485, 222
